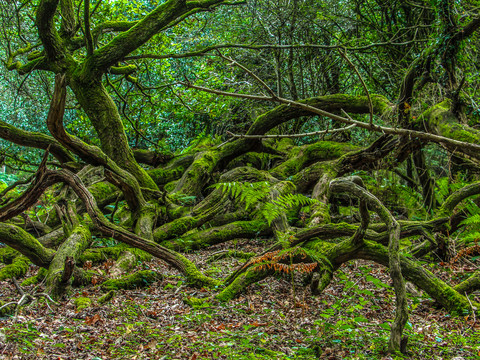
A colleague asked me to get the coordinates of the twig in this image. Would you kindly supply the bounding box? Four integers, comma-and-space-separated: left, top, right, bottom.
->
0, 302, 16, 311
337, 48, 374, 125
216, 50, 278, 98
12, 277, 25, 296
465, 291, 477, 324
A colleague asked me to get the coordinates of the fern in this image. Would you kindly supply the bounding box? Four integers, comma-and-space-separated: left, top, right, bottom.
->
262, 193, 315, 226
456, 197, 480, 250
216, 181, 317, 225
216, 181, 270, 210
250, 247, 318, 274
460, 213, 480, 227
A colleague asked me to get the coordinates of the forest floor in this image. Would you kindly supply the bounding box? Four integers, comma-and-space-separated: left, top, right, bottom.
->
0, 238, 479, 360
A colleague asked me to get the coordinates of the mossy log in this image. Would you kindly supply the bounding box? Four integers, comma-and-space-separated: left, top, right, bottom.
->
417, 99, 480, 160
454, 271, 480, 294
161, 220, 269, 251
101, 270, 161, 290
45, 224, 91, 299
216, 267, 273, 302
98, 290, 115, 304
1, 165, 218, 288
155, 166, 275, 243
0, 223, 55, 267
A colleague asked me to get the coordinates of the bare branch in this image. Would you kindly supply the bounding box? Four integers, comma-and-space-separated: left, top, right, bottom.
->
337, 48, 373, 125
180, 80, 480, 159
224, 125, 356, 140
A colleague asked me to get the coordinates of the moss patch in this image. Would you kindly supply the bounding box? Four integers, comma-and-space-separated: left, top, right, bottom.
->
0, 246, 19, 264
98, 290, 115, 304
0, 256, 30, 281
74, 297, 92, 311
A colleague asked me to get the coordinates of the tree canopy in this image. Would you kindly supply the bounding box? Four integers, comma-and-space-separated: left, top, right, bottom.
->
1, 0, 480, 357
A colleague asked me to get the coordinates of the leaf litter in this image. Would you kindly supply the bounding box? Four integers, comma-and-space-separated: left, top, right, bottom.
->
0, 238, 479, 359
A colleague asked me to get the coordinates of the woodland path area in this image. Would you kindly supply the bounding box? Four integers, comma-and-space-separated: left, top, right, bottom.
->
1, 0, 480, 358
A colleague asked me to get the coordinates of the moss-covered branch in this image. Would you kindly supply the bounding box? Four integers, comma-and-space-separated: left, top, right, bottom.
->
0, 120, 74, 163
0, 224, 55, 267
45, 223, 91, 298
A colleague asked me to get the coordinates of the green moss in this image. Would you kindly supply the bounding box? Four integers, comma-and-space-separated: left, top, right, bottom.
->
308, 201, 331, 225
360, 241, 478, 313
439, 123, 480, 144
80, 244, 151, 265
183, 296, 211, 308
21, 268, 47, 286
101, 270, 160, 290
164, 180, 177, 193
162, 220, 268, 251
148, 166, 185, 185
153, 216, 198, 242
0, 247, 19, 264
174, 253, 221, 288
303, 238, 337, 254
74, 297, 92, 311
98, 290, 115, 304
0, 256, 30, 281
115, 205, 133, 228
88, 181, 118, 204
174, 150, 221, 196
79, 246, 126, 264
208, 250, 255, 262
273, 141, 357, 178
110, 64, 137, 74
226, 152, 273, 171
128, 247, 152, 262
418, 99, 480, 145
0, 224, 55, 267
276, 138, 295, 151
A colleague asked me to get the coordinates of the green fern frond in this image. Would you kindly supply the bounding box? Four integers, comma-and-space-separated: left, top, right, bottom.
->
460, 213, 480, 227
217, 181, 318, 225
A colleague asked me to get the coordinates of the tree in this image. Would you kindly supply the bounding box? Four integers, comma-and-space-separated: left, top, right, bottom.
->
1, 0, 480, 355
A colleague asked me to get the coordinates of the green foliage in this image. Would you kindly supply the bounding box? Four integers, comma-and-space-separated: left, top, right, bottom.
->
458, 207, 480, 249
435, 176, 466, 203
216, 181, 316, 226
98, 290, 115, 305
0, 172, 18, 185
168, 193, 197, 206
